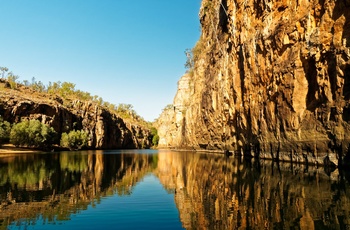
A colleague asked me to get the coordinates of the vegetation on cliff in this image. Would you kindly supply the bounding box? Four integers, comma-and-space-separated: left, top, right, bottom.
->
1, 67, 149, 126
0, 67, 158, 150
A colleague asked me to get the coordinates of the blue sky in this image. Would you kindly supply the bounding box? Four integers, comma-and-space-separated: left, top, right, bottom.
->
0, 0, 201, 121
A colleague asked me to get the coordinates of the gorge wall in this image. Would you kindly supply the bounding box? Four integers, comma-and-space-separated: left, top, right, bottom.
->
157, 0, 350, 166
0, 85, 152, 149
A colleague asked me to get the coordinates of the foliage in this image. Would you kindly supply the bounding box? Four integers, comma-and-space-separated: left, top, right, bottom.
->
1, 66, 151, 131
115, 103, 149, 125
116, 103, 133, 113
163, 104, 174, 111
184, 40, 204, 72
0, 116, 11, 146
60, 130, 89, 151
30, 77, 46, 92
150, 127, 159, 146
184, 48, 194, 70
10, 120, 57, 148
7, 72, 19, 89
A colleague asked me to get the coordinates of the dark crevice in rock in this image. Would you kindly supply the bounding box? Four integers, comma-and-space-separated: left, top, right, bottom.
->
303, 57, 319, 111
219, 0, 228, 34
343, 64, 350, 100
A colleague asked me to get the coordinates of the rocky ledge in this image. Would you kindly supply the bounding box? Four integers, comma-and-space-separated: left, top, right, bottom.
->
0, 81, 152, 149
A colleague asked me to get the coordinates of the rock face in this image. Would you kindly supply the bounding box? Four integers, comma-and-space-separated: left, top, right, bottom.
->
156, 0, 350, 165
0, 88, 152, 149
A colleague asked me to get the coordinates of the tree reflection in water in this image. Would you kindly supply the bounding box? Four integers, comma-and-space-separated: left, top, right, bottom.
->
0, 150, 349, 229
0, 150, 157, 228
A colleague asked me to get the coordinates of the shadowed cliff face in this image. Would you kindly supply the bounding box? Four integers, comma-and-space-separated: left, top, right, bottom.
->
0, 88, 152, 149
156, 0, 350, 166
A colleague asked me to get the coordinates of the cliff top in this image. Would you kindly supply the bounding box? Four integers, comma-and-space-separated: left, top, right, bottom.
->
0, 78, 151, 128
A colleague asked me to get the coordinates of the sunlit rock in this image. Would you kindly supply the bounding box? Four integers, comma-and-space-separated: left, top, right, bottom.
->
157, 0, 350, 166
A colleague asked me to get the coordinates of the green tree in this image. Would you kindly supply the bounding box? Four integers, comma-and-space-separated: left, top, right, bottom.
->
60, 130, 89, 150
116, 103, 133, 113
150, 127, 159, 146
47, 81, 61, 94
163, 104, 174, 111
31, 80, 46, 92
10, 121, 28, 147
59, 82, 76, 97
7, 72, 19, 89
10, 120, 57, 148
0, 117, 11, 146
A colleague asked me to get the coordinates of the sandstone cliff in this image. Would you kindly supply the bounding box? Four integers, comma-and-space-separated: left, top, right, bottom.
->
0, 81, 152, 149
157, 0, 350, 166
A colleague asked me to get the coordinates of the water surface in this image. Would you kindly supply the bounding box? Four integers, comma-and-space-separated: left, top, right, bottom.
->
0, 150, 349, 229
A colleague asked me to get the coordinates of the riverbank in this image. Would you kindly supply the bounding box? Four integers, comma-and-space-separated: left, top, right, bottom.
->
0, 144, 43, 155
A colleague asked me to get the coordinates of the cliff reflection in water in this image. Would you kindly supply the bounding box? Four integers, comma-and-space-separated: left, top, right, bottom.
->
1, 150, 350, 229
0, 150, 158, 228
156, 151, 350, 230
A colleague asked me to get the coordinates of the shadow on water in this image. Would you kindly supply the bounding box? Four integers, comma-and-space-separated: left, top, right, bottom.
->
0, 150, 349, 229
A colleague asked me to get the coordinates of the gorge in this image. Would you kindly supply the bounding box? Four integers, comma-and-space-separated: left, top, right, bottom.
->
156, 0, 350, 166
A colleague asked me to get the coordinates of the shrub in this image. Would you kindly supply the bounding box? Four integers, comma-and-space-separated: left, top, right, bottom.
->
10, 120, 57, 148
150, 127, 159, 146
60, 130, 89, 150
7, 73, 19, 89
10, 121, 28, 146
184, 40, 205, 72
0, 117, 11, 146
152, 134, 159, 146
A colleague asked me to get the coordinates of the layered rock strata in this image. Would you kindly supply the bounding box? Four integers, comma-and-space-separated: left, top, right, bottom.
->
157, 0, 350, 166
0, 88, 152, 149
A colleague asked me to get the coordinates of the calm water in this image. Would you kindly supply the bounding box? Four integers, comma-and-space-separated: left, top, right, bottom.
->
0, 150, 350, 229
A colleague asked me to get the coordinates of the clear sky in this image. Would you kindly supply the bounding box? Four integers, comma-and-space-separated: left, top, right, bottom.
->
0, 0, 201, 121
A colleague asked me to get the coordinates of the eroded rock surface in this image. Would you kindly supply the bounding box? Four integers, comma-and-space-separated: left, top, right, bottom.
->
0, 88, 152, 149
156, 0, 350, 165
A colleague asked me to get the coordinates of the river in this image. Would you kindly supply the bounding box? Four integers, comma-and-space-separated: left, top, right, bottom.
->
0, 150, 349, 229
